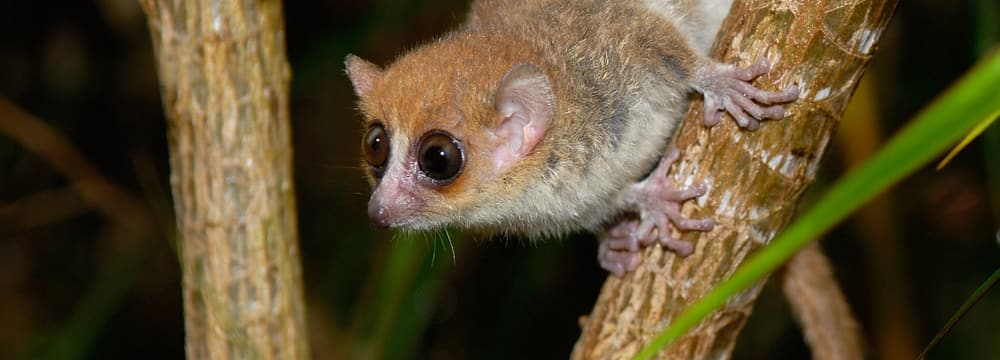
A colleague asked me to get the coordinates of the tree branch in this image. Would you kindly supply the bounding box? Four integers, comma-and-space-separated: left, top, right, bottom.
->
573, 0, 897, 358
0, 99, 153, 235
139, 1, 309, 358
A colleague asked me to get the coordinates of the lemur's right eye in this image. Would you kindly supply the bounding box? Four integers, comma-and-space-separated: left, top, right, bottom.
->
363, 123, 389, 177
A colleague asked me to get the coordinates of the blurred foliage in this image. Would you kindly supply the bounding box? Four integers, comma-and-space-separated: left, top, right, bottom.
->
0, 1, 997, 359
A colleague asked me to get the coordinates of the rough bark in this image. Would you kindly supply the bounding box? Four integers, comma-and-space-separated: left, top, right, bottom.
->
573, 0, 897, 358
139, 1, 309, 359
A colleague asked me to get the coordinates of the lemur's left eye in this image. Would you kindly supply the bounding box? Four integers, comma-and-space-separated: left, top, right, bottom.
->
417, 130, 464, 184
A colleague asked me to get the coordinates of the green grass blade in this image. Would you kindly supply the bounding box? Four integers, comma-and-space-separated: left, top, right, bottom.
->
366, 232, 428, 356
33, 243, 152, 360
382, 231, 457, 359
971, 0, 999, 56
936, 110, 999, 170
973, 0, 1000, 224
634, 50, 1000, 360
916, 265, 1000, 360
361, 230, 458, 359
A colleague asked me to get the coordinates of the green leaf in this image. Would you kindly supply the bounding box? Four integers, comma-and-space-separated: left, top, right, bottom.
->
634, 50, 1000, 360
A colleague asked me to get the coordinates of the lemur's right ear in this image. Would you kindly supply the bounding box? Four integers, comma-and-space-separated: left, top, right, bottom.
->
490, 63, 553, 173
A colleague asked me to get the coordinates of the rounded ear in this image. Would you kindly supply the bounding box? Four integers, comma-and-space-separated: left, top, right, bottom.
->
490, 63, 553, 173
495, 63, 553, 121
345, 54, 383, 98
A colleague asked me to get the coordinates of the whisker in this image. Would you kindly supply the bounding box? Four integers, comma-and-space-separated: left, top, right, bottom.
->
298, 159, 366, 171
389, 231, 399, 246
445, 229, 456, 265
428, 231, 437, 266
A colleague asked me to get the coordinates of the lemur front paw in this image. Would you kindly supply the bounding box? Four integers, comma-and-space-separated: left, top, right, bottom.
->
598, 148, 714, 276
696, 58, 799, 130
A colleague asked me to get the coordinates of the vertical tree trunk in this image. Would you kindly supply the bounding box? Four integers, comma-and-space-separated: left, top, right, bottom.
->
140, 1, 309, 358
573, 0, 896, 358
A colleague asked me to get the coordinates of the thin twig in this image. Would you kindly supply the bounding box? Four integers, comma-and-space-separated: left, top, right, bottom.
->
0, 98, 152, 234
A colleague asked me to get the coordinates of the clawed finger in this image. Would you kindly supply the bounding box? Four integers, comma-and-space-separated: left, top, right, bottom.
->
723, 97, 759, 130
662, 184, 706, 202
733, 93, 786, 120
733, 58, 771, 81
749, 84, 799, 104
702, 96, 724, 126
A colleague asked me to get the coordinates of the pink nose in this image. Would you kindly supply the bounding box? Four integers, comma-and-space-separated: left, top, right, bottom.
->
368, 200, 392, 228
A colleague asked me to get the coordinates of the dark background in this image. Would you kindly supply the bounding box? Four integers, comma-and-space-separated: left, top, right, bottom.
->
1, 0, 997, 359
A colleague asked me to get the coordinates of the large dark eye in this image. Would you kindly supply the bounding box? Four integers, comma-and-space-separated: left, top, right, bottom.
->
417, 131, 464, 183
363, 124, 389, 175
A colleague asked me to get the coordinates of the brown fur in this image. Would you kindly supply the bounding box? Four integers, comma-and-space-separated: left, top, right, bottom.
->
348, 0, 729, 237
